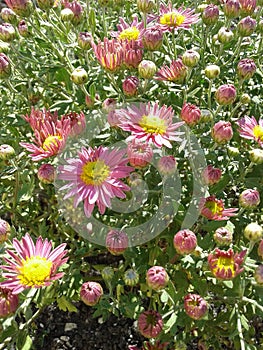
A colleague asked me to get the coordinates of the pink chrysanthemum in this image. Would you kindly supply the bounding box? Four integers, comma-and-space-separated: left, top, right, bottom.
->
92, 38, 124, 72
155, 58, 188, 83
19, 108, 73, 161
0, 233, 68, 294
200, 195, 238, 221
111, 15, 145, 43
208, 248, 246, 280
58, 146, 134, 217
117, 102, 184, 148
159, 3, 199, 32
236, 115, 263, 147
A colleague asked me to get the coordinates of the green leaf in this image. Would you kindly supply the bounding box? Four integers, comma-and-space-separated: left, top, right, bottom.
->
160, 290, 169, 303
21, 336, 33, 350
164, 312, 177, 333
57, 296, 78, 312
223, 280, 233, 289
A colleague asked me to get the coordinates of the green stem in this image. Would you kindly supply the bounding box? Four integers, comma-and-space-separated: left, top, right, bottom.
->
236, 304, 246, 350
172, 29, 177, 57
207, 79, 213, 110
242, 296, 263, 313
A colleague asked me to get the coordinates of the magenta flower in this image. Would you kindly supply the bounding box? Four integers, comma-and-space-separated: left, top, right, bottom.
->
184, 294, 208, 320
223, 0, 240, 18
58, 146, 133, 217
239, 189, 260, 209
156, 58, 188, 83
142, 25, 163, 51
0, 287, 19, 317
138, 310, 163, 338
237, 58, 256, 80
236, 115, 263, 147
215, 84, 236, 105
122, 39, 143, 69
202, 165, 222, 186
111, 15, 145, 43
122, 76, 139, 97
159, 3, 199, 32
180, 102, 201, 126
61, 0, 83, 23
105, 230, 129, 255
127, 139, 153, 168
173, 229, 197, 255
208, 248, 246, 280
37, 164, 56, 184
200, 195, 238, 221
146, 266, 169, 291
117, 102, 184, 148
0, 233, 68, 294
80, 281, 103, 306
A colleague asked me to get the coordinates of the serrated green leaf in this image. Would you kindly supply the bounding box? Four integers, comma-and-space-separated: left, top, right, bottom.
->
57, 296, 78, 312
164, 312, 177, 333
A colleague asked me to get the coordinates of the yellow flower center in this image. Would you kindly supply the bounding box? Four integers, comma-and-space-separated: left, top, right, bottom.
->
205, 200, 223, 216
80, 160, 110, 185
213, 256, 235, 275
42, 135, 63, 151
119, 26, 140, 41
253, 125, 263, 141
18, 256, 52, 287
160, 12, 186, 27
139, 115, 167, 135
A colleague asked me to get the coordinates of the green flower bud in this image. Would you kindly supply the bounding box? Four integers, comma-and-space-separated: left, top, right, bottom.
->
205, 64, 220, 79
138, 60, 157, 79
244, 223, 263, 242
124, 268, 139, 286
249, 149, 263, 164
70, 67, 88, 85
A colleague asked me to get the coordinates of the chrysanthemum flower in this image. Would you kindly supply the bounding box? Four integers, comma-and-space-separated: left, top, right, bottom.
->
200, 195, 238, 221
138, 310, 163, 338
0, 287, 19, 317
61, 0, 83, 24
0, 233, 68, 294
156, 58, 188, 83
58, 146, 134, 217
111, 15, 145, 43
117, 102, 184, 148
19, 108, 72, 161
127, 139, 153, 168
236, 115, 263, 147
5, 0, 32, 17
184, 294, 208, 320
208, 248, 246, 280
92, 38, 124, 72
159, 3, 199, 32
122, 39, 143, 69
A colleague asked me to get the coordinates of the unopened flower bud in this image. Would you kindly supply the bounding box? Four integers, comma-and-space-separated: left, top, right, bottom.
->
184, 294, 208, 320
102, 98, 117, 113
258, 20, 263, 34
70, 67, 88, 85
240, 93, 251, 104
18, 20, 29, 37
249, 149, 263, 164
137, 0, 155, 13
202, 4, 219, 25
7, 0, 33, 17
101, 266, 114, 281
244, 222, 263, 242
237, 58, 256, 80
254, 265, 263, 285
237, 16, 256, 37
0, 23, 16, 42
213, 227, 233, 246
157, 156, 177, 176
80, 281, 103, 306
173, 229, 197, 255
227, 146, 240, 157
200, 109, 213, 122
0, 219, 11, 243
258, 240, 263, 259
0, 144, 15, 159
0, 42, 10, 54
37, 0, 54, 11
127, 139, 153, 168
61, 8, 74, 21
106, 230, 129, 255
239, 0, 256, 16
0, 287, 19, 317
1, 8, 17, 23
223, 0, 240, 18
180, 102, 201, 126
37, 164, 55, 184
146, 266, 169, 291
212, 121, 233, 144
215, 84, 236, 105
182, 50, 200, 67
124, 269, 139, 286
85, 95, 95, 109
138, 60, 157, 79
217, 27, 234, 44
138, 310, 163, 338
205, 64, 220, 79
142, 26, 163, 51
239, 189, 260, 209
122, 76, 139, 97
78, 32, 92, 50
202, 165, 222, 186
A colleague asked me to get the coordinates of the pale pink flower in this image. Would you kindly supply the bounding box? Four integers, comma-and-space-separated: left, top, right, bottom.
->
157, 155, 177, 175
173, 229, 197, 255
239, 189, 260, 209
105, 230, 129, 255
202, 165, 222, 186
127, 139, 153, 168
117, 102, 184, 148
0, 233, 68, 294
200, 195, 238, 221
184, 294, 208, 320
236, 115, 263, 147
80, 281, 103, 306
58, 146, 133, 217
146, 266, 169, 290
156, 58, 188, 83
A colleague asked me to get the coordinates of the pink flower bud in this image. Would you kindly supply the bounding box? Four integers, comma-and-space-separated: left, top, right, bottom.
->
78, 32, 92, 50
0, 287, 19, 317
146, 266, 169, 291
37, 0, 55, 10
5, 0, 33, 17
239, 189, 260, 209
182, 50, 200, 68
258, 240, 263, 259
102, 98, 117, 113
237, 58, 256, 80
173, 229, 197, 255
254, 265, 263, 285
142, 26, 163, 51
202, 165, 222, 185
237, 16, 256, 37
202, 4, 219, 25
80, 281, 103, 306
0, 144, 15, 159
37, 164, 55, 184
239, 0, 256, 16
85, 94, 95, 109
213, 227, 233, 246
18, 20, 29, 37
127, 139, 153, 168
223, 0, 240, 18
180, 102, 201, 126
122, 76, 139, 97
138, 60, 157, 79
138, 310, 163, 338
212, 121, 233, 144
0, 219, 11, 243
215, 84, 236, 105
106, 230, 129, 255
0, 53, 11, 78
1, 8, 17, 23
244, 222, 263, 242
137, 0, 154, 13
0, 23, 16, 42
184, 294, 208, 320
157, 156, 177, 176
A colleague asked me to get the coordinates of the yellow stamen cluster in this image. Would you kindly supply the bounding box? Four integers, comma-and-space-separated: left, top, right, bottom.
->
139, 115, 167, 135
253, 125, 263, 142
213, 255, 235, 275
80, 160, 110, 185
18, 256, 52, 286
42, 135, 63, 151
119, 27, 140, 41
160, 12, 186, 27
